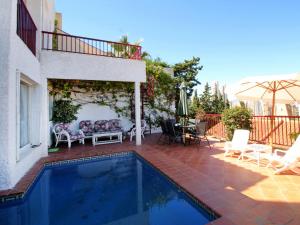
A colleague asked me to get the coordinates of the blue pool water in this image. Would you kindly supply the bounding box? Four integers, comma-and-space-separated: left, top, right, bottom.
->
0, 153, 216, 225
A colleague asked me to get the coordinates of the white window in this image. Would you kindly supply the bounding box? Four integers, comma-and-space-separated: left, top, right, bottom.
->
20, 81, 30, 148
17, 72, 41, 161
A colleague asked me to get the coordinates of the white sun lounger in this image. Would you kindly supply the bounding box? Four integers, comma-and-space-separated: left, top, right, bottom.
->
266, 136, 300, 175
224, 129, 250, 160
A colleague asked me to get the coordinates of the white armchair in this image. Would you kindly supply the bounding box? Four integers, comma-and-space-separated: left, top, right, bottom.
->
53, 123, 85, 148
129, 120, 147, 142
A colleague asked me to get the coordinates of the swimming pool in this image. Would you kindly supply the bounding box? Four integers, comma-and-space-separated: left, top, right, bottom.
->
0, 153, 218, 225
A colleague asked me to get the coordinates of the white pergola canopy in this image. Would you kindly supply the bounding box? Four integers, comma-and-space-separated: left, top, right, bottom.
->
235, 72, 300, 104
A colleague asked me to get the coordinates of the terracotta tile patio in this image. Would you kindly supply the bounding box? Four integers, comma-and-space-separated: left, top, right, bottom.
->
1, 134, 300, 225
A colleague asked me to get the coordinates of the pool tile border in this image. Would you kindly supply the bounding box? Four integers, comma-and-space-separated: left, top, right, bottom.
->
44, 152, 132, 167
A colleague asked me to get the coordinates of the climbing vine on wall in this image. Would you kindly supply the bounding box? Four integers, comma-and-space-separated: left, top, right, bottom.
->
48, 80, 134, 118
143, 59, 177, 127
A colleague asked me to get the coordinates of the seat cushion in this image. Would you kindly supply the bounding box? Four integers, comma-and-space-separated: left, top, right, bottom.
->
107, 119, 122, 132
70, 133, 85, 140
54, 123, 71, 133
79, 120, 94, 136
94, 120, 109, 133
68, 130, 84, 140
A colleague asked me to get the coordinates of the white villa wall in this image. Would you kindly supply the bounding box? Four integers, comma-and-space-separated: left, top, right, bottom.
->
50, 94, 171, 139
42, 0, 55, 32
0, 0, 55, 190
0, 0, 15, 190
0, 0, 145, 190
73, 104, 133, 132
41, 51, 146, 82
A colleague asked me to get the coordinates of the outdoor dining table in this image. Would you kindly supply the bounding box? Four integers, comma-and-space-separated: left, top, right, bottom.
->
175, 123, 196, 145
183, 124, 196, 145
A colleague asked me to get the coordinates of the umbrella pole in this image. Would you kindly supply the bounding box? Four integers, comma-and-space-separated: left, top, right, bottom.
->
270, 83, 276, 151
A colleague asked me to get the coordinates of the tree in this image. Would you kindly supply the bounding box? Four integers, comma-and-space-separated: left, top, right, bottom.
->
218, 95, 226, 112
240, 101, 246, 108
225, 99, 230, 108
189, 90, 201, 117
173, 57, 203, 107
144, 58, 177, 120
115, 36, 205, 119
211, 89, 219, 113
199, 83, 229, 114
199, 83, 212, 113
211, 89, 227, 114
192, 89, 200, 107
113, 35, 150, 59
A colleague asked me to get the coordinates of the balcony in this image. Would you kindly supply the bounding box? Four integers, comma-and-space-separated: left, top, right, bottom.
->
17, 0, 37, 55
41, 31, 142, 60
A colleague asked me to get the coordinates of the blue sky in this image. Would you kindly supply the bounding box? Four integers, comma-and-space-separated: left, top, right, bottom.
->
56, 0, 300, 91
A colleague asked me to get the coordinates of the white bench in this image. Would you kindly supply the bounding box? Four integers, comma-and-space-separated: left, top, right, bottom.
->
92, 132, 122, 146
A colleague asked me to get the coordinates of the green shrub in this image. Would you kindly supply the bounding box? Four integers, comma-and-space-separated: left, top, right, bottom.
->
188, 102, 204, 118
222, 106, 252, 140
195, 106, 206, 121
52, 99, 81, 123
290, 132, 300, 141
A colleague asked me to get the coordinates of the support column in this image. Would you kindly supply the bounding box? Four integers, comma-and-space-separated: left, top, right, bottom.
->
135, 82, 142, 145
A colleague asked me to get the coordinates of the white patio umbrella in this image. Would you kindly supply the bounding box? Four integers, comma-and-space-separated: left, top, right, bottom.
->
235, 72, 300, 147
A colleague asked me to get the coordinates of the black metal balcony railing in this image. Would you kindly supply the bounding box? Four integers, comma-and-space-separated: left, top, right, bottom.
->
17, 0, 37, 55
42, 31, 142, 60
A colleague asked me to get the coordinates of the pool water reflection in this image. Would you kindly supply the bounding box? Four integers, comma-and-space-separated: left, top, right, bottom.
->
0, 153, 215, 225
